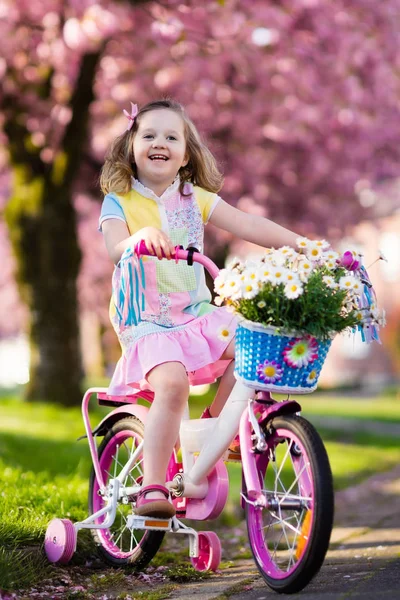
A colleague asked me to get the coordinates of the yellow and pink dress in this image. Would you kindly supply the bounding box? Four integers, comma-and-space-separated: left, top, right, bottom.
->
99, 178, 237, 395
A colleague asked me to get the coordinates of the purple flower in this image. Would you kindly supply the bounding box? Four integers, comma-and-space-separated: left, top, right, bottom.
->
256, 359, 283, 383
338, 250, 360, 271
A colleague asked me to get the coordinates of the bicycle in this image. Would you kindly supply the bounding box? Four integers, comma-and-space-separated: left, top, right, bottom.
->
44, 245, 334, 594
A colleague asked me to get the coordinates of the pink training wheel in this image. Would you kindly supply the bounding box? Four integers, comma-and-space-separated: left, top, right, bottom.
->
190, 531, 221, 572
44, 518, 77, 564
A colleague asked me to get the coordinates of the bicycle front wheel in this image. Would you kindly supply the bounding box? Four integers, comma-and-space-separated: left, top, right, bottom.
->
246, 415, 334, 594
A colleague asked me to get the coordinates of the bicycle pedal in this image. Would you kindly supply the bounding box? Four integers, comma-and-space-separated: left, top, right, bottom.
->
127, 514, 172, 531
224, 450, 242, 462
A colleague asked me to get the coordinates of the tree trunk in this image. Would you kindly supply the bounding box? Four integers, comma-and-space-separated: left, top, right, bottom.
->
4, 50, 101, 405
6, 178, 83, 404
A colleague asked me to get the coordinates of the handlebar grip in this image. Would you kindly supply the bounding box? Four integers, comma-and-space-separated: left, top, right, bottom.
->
133, 240, 219, 278
134, 239, 180, 260
134, 239, 151, 256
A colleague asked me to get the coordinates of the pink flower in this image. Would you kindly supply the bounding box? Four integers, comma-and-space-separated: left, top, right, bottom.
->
338, 251, 361, 271
283, 337, 318, 368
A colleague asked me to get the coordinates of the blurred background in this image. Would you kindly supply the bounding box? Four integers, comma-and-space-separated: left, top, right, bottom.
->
0, 0, 399, 405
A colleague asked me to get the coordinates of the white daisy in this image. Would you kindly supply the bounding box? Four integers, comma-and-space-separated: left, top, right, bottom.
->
354, 310, 364, 322
314, 239, 330, 249
339, 275, 357, 291
298, 259, 313, 281
241, 279, 259, 299
214, 279, 227, 297
241, 265, 261, 284
257, 300, 267, 308
324, 259, 337, 271
224, 274, 241, 299
296, 236, 311, 250
270, 266, 287, 285
262, 248, 274, 261
323, 275, 338, 289
217, 325, 231, 341
214, 270, 229, 296
351, 278, 363, 295
284, 270, 300, 284
307, 244, 324, 261
257, 264, 273, 282
279, 245, 297, 257
284, 281, 304, 299
274, 247, 296, 265
323, 250, 339, 262
298, 257, 313, 271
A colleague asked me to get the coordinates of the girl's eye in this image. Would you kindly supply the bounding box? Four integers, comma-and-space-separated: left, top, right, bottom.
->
167, 136, 177, 141
143, 134, 153, 139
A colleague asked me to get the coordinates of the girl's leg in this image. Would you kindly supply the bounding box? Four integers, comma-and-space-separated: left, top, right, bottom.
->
208, 339, 235, 417
142, 361, 189, 498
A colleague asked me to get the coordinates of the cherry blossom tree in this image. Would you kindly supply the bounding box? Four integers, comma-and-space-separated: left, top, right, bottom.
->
1, 0, 399, 404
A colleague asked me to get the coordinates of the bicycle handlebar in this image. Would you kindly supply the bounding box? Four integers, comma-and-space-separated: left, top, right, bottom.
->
134, 240, 220, 280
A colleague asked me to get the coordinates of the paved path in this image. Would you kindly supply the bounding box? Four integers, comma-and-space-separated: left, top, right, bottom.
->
169, 465, 400, 600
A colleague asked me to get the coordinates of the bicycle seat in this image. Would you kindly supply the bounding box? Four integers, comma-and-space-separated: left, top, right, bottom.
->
97, 390, 155, 407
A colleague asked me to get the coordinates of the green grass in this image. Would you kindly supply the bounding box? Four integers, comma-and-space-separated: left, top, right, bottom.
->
298, 392, 400, 424
1, 387, 399, 592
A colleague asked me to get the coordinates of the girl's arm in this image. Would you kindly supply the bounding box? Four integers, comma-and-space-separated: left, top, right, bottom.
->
102, 220, 175, 264
209, 200, 298, 249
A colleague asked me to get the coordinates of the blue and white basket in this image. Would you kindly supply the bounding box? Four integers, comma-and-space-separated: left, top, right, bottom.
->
234, 320, 333, 394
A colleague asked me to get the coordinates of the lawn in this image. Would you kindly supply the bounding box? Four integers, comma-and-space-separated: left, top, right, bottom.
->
0, 387, 399, 592
295, 390, 400, 423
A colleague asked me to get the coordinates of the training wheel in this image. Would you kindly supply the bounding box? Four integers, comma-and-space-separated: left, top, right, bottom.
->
45, 518, 77, 564
191, 531, 221, 572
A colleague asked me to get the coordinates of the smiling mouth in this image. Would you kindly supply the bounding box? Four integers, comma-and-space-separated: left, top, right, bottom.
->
149, 155, 169, 161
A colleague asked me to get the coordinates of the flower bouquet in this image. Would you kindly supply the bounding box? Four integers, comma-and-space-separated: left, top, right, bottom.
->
214, 238, 385, 393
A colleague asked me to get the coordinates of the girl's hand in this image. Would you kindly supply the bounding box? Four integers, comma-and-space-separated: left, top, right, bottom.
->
134, 227, 175, 260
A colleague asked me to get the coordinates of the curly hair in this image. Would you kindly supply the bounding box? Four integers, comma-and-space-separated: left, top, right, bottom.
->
100, 99, 224, 196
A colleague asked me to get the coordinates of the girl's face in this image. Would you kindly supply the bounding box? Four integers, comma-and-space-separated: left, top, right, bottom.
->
133, 109, 188, 195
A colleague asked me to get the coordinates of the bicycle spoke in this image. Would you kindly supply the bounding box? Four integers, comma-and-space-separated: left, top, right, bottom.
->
260, 435, 313, 572
280, 462, 309, 504
274, 439, 292, 494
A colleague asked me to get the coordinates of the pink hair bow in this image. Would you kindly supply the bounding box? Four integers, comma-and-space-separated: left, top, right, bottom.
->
123, 102, 139, 131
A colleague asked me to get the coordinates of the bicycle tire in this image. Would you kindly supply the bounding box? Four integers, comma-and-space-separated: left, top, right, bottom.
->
245, 415, 334, 594
88, 416, 165, 568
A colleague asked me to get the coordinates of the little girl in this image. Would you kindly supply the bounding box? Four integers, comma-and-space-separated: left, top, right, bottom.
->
99, 99, 299, 518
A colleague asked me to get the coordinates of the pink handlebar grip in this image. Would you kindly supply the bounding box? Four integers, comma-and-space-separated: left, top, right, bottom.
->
134, 239, 151, 256
134, 240, 220, 279
134, 239, 184, 260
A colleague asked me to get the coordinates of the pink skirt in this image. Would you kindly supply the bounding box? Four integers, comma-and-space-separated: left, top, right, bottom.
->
108, 307, 238, 396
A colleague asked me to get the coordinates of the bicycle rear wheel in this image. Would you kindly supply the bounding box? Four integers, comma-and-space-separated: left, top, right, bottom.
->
88, 416, 165, 568
245, 415, 334, 594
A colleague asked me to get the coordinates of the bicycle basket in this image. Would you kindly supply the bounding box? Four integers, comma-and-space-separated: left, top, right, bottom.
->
234, 320, 333, 394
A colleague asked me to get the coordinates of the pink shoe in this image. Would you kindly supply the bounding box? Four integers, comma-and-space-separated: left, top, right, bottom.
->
201, 406, 240, 454
135, 484, 176, 518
